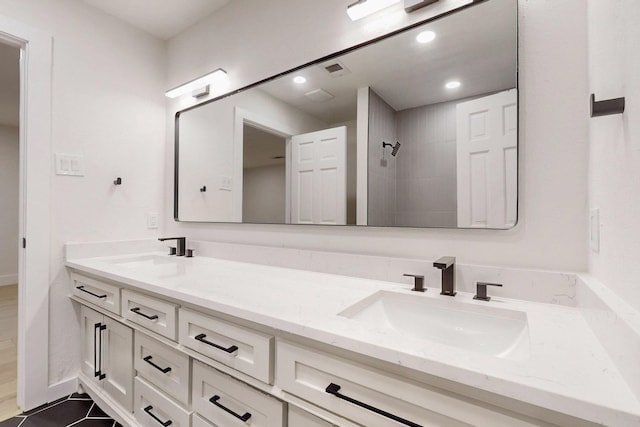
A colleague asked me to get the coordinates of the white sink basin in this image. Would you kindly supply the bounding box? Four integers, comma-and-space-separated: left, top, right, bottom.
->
339, 291, 530, 359
102, 254, 187, 277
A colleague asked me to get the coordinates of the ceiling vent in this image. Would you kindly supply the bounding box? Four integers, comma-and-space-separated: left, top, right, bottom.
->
322, 61, 351, 78
304, 89, 335, 102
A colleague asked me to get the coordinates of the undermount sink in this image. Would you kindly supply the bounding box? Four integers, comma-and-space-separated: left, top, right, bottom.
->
339, 291, 530, 359
103, 254, 177, 268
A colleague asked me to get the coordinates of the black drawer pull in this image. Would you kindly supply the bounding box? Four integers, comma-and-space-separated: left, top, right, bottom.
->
194, 333, 238, 354
325, 383, 422, 427
209, 395, 251, 422
144, 405, 172, 426
76, 285, 107, 299
130, 307, 159, 320
143, 355, 172, 374
94, 323, 106, 380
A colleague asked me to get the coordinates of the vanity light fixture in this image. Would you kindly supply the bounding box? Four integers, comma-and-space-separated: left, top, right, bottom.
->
416, 30, 436, 44
293, 76, 307, 84
347, 0, 402, 21
165, 68, 228, 99
445, 80, 461, 89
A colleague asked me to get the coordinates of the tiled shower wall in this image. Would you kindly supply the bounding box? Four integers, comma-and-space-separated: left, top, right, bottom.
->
396, 100, 458, 227
367, 89, 459, 227
367, 89, 397, 226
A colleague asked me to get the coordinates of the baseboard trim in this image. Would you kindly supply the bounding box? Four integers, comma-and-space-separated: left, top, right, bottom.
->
47, 377, 78, 403
0, 274, 18, 286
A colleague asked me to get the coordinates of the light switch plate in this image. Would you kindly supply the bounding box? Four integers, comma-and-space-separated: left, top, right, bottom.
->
219, 175, 232, 191
147, 212, 159, 229
55, 153, 85, 176
590, 208, 600, 253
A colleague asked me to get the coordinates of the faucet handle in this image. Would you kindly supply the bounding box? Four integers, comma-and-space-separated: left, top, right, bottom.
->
403, 274, 425, 292
474, 282, 503, 301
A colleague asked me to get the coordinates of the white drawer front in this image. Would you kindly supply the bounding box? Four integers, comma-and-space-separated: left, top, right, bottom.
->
135, 331, 190, 406
123, 289, 178, 340
135, 377, 191, 427
192, 414, 216, 427
179, 308, 273, 383
277, 341, 543, 427
289, 406, 336, 427
71, 272, 121, 315
192, 361, 284, 427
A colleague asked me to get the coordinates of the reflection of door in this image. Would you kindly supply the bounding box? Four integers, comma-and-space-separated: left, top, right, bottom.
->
456, 89, 517, 228
290, 126, 347, 225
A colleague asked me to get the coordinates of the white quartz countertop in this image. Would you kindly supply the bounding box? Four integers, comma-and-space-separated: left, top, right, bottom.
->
66, 252, 640, 426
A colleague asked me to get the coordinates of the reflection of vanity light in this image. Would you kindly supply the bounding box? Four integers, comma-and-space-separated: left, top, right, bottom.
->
347, 0, 402, 21
165, 68, 228, 99
445, 80, 461, 89
293, 76, 307, 84
416, 30, 436, 44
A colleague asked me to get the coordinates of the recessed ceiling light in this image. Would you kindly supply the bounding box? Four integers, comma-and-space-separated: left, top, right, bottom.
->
294, 76, 307, 84
445, 80, 461, 89
416, 30, 436, 44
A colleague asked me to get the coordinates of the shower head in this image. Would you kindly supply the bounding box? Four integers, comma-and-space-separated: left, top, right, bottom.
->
383, 141, 401, 157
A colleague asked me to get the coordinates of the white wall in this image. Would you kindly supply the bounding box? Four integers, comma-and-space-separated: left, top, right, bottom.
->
587, 1, 640, 311
0, 0, 166, 387
165, 0, 589, 273
0, 125, 19, 285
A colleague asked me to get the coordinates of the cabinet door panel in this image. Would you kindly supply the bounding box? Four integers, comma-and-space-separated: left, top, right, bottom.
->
103, 317, 134, 412
80, 306, 104, 387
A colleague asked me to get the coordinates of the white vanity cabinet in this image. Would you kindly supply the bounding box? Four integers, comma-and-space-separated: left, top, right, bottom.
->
288, 406, 337, 427
123, 289, 178, 340
80, 305, 134, 412
134, 376, 192, 427
277, 340, 553, 427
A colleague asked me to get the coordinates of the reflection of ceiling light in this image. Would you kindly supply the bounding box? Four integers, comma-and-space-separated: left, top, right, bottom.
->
416, 31, 436, 44
293, 76, 307, 84
165, 69, 228, 98
445, 80, 461, 89
347, 0, 402, 21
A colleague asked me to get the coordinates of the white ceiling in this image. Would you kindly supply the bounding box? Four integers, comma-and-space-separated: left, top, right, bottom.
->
260, 0, 516, 124
0, 43, 20, 127
79, 0, 231, 40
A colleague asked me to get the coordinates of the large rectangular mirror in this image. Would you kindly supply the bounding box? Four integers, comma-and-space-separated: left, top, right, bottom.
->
175, 0, 517, 228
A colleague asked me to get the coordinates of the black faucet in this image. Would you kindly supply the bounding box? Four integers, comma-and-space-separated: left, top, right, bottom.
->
158, 237, 186, 256
433, 256, 456, 296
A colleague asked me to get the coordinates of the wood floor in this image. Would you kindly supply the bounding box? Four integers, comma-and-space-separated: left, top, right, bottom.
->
0, 285, 19, 422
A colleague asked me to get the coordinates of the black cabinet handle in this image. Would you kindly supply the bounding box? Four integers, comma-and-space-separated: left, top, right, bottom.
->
130, 307, 159, 320
144, 405, 172, 426
143, 355, 172, 374
94, 323, 106, 380
77, 285, 107, 299
209, 395, 251, 422
194, 333, 238, 354
325, 383, 422, 427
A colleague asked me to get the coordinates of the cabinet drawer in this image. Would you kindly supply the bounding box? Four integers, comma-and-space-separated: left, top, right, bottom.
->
135, 331, 190, 406
289, 406, 336, 427
71, 272, 121, 315
192, 414, 215, 427
179, 308, 273, 383
135, 377, 191, 427
123, 289, 178, 340
192, 360, 284, 427
277, 341, 542, 427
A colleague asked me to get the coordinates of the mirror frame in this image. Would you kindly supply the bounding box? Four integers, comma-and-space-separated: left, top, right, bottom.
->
173, 0, 519, 229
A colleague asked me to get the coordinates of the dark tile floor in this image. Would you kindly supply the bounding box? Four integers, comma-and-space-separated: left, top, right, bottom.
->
0, 393, 121, 427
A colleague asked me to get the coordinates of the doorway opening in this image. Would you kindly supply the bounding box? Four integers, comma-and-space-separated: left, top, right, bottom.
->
242, 124, 287, 224
0, 40, 21, 421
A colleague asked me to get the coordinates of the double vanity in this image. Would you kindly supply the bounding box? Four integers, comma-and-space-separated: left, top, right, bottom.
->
65, 240, 640, 427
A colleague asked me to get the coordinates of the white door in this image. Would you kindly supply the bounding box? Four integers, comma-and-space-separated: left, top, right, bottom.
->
290, 126, 347, 225
456, 89, 517, 228
102, 317, 134, 412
